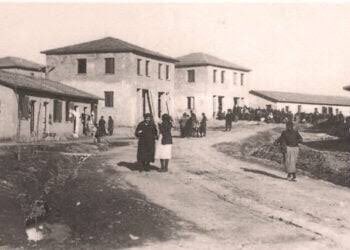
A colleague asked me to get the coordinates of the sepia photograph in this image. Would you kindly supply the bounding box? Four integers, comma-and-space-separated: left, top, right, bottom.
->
0, 1, 350, 249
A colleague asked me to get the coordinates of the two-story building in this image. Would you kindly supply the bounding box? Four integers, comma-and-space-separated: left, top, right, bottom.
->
42, 37, 177, 127
174, 52, 251, 119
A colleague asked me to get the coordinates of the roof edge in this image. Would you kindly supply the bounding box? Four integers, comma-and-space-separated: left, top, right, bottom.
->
175, 63, 251, 72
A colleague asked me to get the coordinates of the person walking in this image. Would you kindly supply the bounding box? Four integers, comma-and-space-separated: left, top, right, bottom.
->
199, 113, 207, 137
179, 113, 189, 138
155, 114, 173, 172
135, 113, 158, 171
98, 116, 107, 137
275, 121, 303, 181
225, 109, 233, 131
108, 116, 114, 136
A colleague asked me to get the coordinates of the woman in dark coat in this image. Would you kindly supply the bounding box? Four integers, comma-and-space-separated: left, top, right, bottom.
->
135, 113, 158, 171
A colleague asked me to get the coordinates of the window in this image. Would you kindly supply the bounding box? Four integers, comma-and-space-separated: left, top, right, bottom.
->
187, 96, 195, 110
266, 105, 272, 110
77, 59, 87, 74
233, 72, 237, 85
166, 65, 170, 80
105, 58, 115, 74
104, 91, 114, 107
187, 70, 195, 83
285, 106, 290, 112
158, 63, 162, 79
53, 99, 63, 123
240, 73, 244, 86
137, 59, 142, 75
221, 71, 225, 83
145, 60, 150, 76
213, 69, 217, 83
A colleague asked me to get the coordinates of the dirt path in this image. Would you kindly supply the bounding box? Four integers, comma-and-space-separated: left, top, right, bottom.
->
105, 123, 350, 250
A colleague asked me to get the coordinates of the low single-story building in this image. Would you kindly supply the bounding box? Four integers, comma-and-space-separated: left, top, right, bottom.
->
0, 56, 46, 78
0, 69, 100, 141
249, 90, 350, 116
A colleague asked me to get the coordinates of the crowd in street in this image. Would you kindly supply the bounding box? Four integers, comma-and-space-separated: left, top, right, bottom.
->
178, 111, 208, 138
220, 105, 348, 128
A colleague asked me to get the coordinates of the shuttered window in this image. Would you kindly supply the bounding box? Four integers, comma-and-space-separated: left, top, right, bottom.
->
137, 59, 142, 75
187, 96, 195, 110
105, 91, 114, 107
221, 71, 225, 83
158, 63, 162, 79
105, 58, 115, 74
187, 70, 195, 83
77, 59, 87, 74
145, 60, 150, 76
166, 65, 170, 80
53, 99, 63, 123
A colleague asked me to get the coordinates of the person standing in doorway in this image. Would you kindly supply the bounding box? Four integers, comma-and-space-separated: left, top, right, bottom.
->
135, 113, 158, 171
108, 116, 114, 136
275, 121, 303, 181
156, 114, 173, 172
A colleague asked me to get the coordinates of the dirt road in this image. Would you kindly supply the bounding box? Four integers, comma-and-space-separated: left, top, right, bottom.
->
105, 123, 350, 250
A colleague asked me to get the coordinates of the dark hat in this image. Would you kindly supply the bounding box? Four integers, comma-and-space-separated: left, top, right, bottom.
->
144, 113, 152, 119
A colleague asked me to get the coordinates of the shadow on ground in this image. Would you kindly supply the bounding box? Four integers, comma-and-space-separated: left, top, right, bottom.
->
241, 167, 286, 180
117, 161, 161, 172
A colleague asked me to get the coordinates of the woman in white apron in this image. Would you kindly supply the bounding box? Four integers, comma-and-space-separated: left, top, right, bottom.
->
155, 114, 173, 172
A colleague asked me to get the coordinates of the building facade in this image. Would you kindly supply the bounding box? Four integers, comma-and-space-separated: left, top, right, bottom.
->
174, 53, 251, 119
42, 37, 177, 126
0, 69, 99, 141
249, 90, 350, 116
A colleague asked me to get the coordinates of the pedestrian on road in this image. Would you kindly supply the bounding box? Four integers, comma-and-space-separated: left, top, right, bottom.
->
179, 113, 189, 138
135, 113, 158, 171
199, 113, 207, 137
98, 116, 107, 137
155, 114, 173, 172
225, 109, 233, 131
108, 116, 114, 136
275, 121, 303, 181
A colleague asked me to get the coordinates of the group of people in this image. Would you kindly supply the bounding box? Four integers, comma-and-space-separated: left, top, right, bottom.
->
135, 113, 173, 172
79, 113, 114, 141
219, 105, 349, 128
178, 111, 207, 138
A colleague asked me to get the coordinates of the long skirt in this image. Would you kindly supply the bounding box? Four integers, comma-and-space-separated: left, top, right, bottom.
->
285, 146, 299, 174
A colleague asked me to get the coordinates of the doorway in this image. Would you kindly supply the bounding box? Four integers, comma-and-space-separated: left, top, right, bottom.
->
30, 100, 36, 134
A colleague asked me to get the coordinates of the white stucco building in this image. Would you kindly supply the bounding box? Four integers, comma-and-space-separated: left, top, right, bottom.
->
174, 52, 251, 119
42, 37, 177, 127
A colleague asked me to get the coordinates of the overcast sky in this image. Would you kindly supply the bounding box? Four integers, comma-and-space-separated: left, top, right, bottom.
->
1, 3, 350, 96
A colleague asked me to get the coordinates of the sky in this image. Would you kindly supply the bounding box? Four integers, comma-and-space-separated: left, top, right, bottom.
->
1, 3, 350, 96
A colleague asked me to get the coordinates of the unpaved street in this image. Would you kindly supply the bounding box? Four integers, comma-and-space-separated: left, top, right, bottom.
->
104, 123, 350, 250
